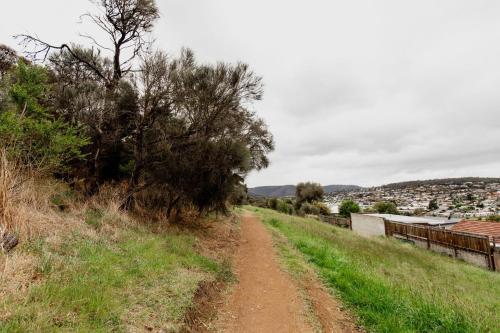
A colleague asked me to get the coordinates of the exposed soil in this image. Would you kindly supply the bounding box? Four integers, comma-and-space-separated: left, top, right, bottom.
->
212, 212, 361, 333
213, 212, 312, 333
182, 216, 240, 333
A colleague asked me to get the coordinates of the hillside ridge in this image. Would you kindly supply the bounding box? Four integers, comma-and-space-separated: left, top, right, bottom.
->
250, 177, 500, 197
248, 184, 362, 197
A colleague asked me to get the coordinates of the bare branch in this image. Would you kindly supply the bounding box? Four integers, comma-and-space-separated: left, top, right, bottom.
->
78, 33, 114, 52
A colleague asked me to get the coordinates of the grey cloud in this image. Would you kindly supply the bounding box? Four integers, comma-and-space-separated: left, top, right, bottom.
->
1, 0, 499, 187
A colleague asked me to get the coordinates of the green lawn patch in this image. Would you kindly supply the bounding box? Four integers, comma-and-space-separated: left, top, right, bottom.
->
248, 207, 500, 333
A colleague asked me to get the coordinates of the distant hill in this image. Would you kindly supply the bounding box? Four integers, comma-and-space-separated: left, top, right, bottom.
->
248, 184, 363, 197
323, 185, 363, 193
249, 177, 500, 197
380, 177, 500, 189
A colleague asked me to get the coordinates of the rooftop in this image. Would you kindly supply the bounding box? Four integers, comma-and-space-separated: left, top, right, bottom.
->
451, 221, 500, 241
365, 214, 455, 226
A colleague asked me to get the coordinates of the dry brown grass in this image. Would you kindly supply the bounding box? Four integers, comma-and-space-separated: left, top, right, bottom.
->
0, 150, 19, 234
0, 150, 82, 242
0, 151, 212, 316
0, 154, 135, 303
0, 151, 83, 302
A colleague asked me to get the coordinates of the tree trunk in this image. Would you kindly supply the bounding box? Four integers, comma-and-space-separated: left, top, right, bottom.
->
121, 125, 145, 210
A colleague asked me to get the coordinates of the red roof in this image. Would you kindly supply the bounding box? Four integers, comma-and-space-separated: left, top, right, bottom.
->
451, 220, 500, 241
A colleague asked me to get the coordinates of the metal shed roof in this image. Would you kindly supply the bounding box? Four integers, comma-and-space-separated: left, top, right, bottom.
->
365, 214, 455, 226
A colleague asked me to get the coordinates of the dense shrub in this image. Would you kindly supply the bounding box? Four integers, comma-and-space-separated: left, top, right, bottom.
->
295, 182, 324, 206
0, 60, 87, 172
314, 202, 331, 215
428, 198, 439, 210
268, 197, 279, 210
339, 199, 360, 218
373, 201, 399, 214
276, 200, 294, 215
298, 202, 320, 216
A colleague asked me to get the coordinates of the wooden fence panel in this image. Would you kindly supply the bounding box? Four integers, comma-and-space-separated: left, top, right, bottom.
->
384, 220, 495, 270
388, 221, 490, 254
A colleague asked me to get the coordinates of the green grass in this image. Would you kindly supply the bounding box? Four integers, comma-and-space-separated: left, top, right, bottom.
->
248, 206, 500, 333
1, 224, 226, 332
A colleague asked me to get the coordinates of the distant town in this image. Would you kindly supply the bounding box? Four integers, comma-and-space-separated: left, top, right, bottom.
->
325, 179, 500, 218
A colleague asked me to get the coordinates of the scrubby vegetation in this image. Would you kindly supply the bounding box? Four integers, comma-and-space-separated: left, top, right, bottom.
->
250, 206, 500, 333
338, 199, 360, 218
249, 181, 332, 218
252, 195, 330, 218
373, 201, 399, 214
295, 182, 324, 207
0, 176, 234, 332
1, 0, 273, 232
1, 1, 270, 330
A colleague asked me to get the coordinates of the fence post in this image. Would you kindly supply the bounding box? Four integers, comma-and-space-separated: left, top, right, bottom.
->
492, 237, 497, 271
427, 227, 430, 249
451, 230, 458, 258
486, 237, 494, 271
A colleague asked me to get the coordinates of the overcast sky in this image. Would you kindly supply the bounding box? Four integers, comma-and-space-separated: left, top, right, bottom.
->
1, 1, 500, 187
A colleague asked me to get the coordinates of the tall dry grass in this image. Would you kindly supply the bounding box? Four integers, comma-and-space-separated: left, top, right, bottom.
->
0, 150, 23, 235
0, 150, 82, 242
0, 153, 131, 300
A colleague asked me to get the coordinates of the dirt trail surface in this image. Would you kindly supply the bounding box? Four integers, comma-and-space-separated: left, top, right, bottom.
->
215, 212, 314, 333
213, 212, 362, 333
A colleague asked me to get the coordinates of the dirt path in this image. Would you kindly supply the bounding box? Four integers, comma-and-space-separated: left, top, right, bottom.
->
215, 212, 314, 333
214, 212, 361, 333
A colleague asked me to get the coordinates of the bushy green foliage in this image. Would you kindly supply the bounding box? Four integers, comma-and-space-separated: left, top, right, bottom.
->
266, 196, 327, 217
267, 197, 279, 210
373, 201, 399, 214
298, 202, 320, 216
276, 199, 294, 215
428, 198, 439, 210
0, 60, 87, 172
295, 182, 324, 206
339, 199, 360, 218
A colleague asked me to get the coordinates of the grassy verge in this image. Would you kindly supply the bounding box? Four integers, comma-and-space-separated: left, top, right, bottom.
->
248, 206, 500, 333
1, 214, 228, 332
